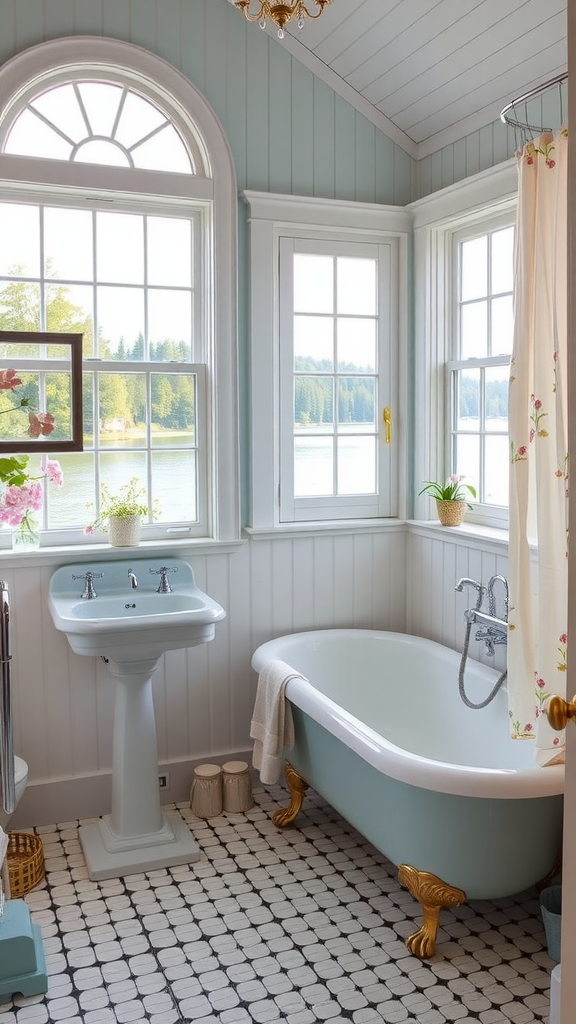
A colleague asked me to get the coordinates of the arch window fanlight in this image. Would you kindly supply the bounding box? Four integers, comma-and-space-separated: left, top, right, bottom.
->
4, 80, 194, 173
0, 37, 238, 547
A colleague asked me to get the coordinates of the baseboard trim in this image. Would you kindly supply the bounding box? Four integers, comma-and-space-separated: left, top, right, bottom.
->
9, 750, 255, 830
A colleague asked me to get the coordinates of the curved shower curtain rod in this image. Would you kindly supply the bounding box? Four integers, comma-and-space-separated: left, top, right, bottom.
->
500, 71, 568, 134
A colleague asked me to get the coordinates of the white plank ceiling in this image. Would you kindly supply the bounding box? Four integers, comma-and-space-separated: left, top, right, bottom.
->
230, 0, 567, 158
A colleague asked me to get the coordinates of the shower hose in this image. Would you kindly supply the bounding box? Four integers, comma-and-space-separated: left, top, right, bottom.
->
458, 617, 507, 710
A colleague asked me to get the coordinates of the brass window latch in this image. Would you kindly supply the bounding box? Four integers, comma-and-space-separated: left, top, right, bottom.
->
383, 407, 392, 444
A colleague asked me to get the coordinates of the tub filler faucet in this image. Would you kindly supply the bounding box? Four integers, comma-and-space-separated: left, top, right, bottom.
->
455, 575, 508, 709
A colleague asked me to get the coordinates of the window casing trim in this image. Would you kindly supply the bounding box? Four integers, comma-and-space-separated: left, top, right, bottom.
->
0, 36, 239, 544
243, 190, 411, 532
411, 162, 518, 527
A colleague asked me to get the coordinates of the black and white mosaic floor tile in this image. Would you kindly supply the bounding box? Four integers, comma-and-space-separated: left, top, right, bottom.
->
0, 785, 555, 1024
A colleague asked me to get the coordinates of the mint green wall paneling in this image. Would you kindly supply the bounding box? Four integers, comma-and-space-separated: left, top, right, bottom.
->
155, 0, 184, 68
128, 0, 157, 51
542, 83, 566, 131
224, 17, 249, 194
204, 0, 228, 129
392, 145, 414, 207
452, 137, 467, 187
291, 62, 315, 196
237, 212, 249, 526
73, 0, 104, 35
478, 124, 494, 174
180, 0, 206, 102
0, 1, 16, 65
428, 150, 443, 197
561, 80, 568, 126
245, 29, 271, 191
525, 94, 543, 136
312, 78, 336, 199
493, 118, 514, 165
334, 96, 355, 200
102, 0, 130, 41
441, 146, 454, 190
268, 45, 293, 195
465, 130, 480, 178
14, 0, 45, 52
43, 0, 74, 41
374, 130, 397, 206
355, 117, 376, 204
417, 156, 431, 200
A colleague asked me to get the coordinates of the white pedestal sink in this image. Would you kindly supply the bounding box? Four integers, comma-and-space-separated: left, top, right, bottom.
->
48, 558, 226, 880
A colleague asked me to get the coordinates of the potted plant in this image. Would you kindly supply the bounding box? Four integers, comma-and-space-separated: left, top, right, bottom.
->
85, 477, 150, 547
418, 475, 476, 526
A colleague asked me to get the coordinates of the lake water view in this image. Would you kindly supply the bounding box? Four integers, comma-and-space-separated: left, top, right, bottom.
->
41, 433, 197, 529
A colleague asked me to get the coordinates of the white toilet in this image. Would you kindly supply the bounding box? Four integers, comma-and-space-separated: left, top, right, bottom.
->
0, 755, 28, 830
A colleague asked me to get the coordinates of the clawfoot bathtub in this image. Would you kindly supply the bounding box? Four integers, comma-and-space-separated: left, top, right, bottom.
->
251, 630, 564, 958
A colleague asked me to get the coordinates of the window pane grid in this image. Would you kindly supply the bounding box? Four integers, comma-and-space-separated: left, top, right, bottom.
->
0, 196, 202, 535
453, 223, 514, 511
292, 253, 379, 500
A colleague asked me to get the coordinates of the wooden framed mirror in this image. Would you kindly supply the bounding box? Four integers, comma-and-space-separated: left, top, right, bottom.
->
0, 331, 83, 452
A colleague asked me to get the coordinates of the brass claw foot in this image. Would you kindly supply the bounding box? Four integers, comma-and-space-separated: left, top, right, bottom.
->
272, 761, 309, 827
398, 864, 466, 958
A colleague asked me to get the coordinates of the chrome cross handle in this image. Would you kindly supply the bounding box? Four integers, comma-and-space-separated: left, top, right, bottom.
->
72, 571, 104, 599
149, 565, 178, 593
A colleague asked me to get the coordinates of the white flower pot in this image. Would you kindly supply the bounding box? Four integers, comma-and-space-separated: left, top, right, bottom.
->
108, 513, 141, 547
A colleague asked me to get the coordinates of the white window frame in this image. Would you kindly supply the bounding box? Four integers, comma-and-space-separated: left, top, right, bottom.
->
243, 190, 410, 533
411, 162, 518, 530
449, 214, 515, 520
0, 36, 239, 545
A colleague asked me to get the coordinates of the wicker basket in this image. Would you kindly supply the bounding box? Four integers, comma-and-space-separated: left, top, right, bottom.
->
436, 499, 466, 526
7, 832, 45, 897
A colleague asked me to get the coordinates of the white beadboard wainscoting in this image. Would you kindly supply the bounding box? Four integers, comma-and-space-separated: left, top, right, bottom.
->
6, 523, 510, 828
406, 522, 509, 675
8, 524, 408, 828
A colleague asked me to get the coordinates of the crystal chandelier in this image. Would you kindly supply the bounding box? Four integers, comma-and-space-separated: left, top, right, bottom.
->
234, 1, 333, 39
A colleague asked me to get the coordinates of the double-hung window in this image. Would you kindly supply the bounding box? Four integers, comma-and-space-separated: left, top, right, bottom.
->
0, 37, 238, 546
449, 217, 515, 521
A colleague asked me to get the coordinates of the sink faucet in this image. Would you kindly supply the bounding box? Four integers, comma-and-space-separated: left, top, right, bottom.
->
150, 565, 178, 593
127, 568, 138, 589
72, 570, 104, 599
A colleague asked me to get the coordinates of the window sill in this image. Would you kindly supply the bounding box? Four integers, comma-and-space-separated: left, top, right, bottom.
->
407, 519, 509, 551
244, 519, 407, 541
0, 535, 246, 566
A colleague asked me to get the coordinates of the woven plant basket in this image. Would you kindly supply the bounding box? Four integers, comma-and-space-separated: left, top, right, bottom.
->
108, 513, 141, 547
436, 499, 466, 526
7, 832, 45, 897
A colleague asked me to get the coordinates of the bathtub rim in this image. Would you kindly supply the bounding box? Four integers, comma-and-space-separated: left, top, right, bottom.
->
251, 629, 564, 800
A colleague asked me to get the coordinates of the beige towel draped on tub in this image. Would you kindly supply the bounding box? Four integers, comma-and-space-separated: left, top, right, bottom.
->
250, 659, 308, 785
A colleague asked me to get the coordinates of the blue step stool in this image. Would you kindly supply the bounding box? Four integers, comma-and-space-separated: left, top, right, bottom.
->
0, 898, 47, 1001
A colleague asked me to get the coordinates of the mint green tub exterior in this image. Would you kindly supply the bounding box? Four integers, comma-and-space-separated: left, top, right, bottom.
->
251, 630, 564, 900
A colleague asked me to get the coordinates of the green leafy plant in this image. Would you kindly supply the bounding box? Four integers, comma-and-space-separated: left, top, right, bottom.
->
85, 477, 152, 535
419, 475, 477, 508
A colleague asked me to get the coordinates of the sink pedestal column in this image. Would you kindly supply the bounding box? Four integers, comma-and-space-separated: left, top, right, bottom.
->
79, 658, 200, 881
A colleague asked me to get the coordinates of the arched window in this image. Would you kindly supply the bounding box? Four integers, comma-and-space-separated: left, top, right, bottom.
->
0, 37, 238, 545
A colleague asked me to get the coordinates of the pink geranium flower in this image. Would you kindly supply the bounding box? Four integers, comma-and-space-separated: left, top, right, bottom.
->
44, 458, 64, 488
0, 481, 43, 526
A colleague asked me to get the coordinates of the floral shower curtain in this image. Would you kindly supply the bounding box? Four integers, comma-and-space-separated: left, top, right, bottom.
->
508, 129, 568, 764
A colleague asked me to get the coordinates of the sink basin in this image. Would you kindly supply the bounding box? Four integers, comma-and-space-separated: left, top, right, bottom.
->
49, 557, 226, 661
47, 557, 226, 881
